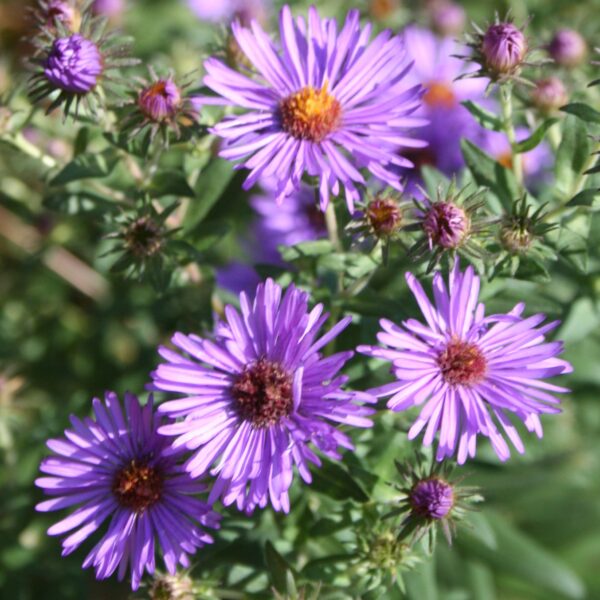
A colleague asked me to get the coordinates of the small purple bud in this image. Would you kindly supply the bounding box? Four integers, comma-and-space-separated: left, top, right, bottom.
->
481, 22, 527, 77
548, 29, 588, 68
409, 478, 454, 520
43, 0, 76, 27
531, 77, 569, 113
138, 79, 182, 122
423, 202, 469, 249
43, 34, 103, 94
92, 0, 124, 18
429, 0, 466, 37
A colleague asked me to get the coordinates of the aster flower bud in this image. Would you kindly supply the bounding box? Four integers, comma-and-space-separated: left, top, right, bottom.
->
409, 477, 454, 520
39, 0, 78, 29
367, 197, 403, 238
481, 22, 527, 77
429, 0, 466, 36
138, 79, 182, 123
548, 29, 588, 68
422, 201, 470, 249
150, 573, 194, 600
531, 77, 568, 114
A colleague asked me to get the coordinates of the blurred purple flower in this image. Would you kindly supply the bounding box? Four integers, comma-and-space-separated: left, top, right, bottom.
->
35, 392, 220, 590
548, 29, 588, 68
201, 5, 425, 212
151, 279, 375, 513
359, 262, 572, 463
92, 0, 124, 17
187, 0, 266, 23
400, 27, 490, 178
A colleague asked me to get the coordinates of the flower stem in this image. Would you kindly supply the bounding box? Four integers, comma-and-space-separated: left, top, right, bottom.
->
3, 132, 57, 169
325, 202, 343, 252
500, 84, 523, 187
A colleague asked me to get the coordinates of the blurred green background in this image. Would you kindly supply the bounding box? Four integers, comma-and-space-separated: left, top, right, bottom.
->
1, 0, 600, 598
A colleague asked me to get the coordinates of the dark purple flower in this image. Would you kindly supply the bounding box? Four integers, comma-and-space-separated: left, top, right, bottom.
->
359, 262, 572, 463
43, 34, 103, 94
151, 279, 375, 513
429, 0, 466, 36
481, 22, 527, 77
35, 392, 220, 590
409, 478, 454, 520
138, 79, 183, 123
422, 201, 470, 249
531, 77, 569, 114
200, 5, 425, 212
548, 29, 588, 68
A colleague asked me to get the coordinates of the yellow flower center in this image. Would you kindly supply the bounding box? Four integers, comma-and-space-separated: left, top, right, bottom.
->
279, 84, 342, 143
423, 81, 456, 108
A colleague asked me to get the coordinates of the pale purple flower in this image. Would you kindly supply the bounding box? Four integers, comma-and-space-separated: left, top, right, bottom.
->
187, 0, 266, 23
400, 26, 490, 177
35, 392, 220, 590
92, 0, 124, 17
359, 263, 572, 463
200, 5, 425, 212
43, 34, 103, 94
151, 279, 375, 513
429, 0, 466, 36
548, 29, 588, 68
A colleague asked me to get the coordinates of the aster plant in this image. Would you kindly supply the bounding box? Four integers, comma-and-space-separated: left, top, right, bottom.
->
359, 262, 572, 463
199, 4, 426, 211
35, 392, 220, 590
151, 279, 375, 513
28, 1, 138, 118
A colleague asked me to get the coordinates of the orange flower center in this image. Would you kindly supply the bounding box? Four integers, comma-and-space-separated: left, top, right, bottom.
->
437, 338, 487, 386
113, 460, 163, 512
423, 81, 456, 108
280, 85, 342, 143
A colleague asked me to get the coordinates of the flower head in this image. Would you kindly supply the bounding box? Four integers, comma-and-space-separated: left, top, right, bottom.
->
359, 262, 572, 463
548, 29, 588, 68
200, 5, 425, 212
530, 77, 568, 114
35, 392, 220, 590
29, 9, 137, 118
151, 279, 375, 513
481, 23, 527, 77
422, 201, 469, 250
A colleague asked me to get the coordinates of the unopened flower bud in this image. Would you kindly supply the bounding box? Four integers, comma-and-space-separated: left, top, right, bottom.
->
124, 216, 164, 258
481, 22, 527, 77
367, 197, 402, 237
423, 201, 470, 249
429, 0, 466, 37
138, 79, 182, 123
548, 29, 587, 68
531, 77, 568, 113
500, 222, 533, 254
150, 573, 194, 600
409, 478, 454, 520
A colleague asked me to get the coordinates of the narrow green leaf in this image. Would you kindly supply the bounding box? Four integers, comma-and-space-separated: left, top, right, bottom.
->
184, 158, 235, 233
265, 541, 293, 594
568, 189, 599, 207
149, 170, 195, 198
561, 102, 600, 124
280, 240, 334, 262
513, 119, 559, 153
461, 100, 503, 131
50, 151, 118, 185
555, 116, 593, 191
310, 459, 369, 502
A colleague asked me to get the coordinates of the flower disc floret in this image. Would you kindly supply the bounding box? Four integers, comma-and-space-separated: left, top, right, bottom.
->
113, 460, 163, 512
409, 478, 454, 520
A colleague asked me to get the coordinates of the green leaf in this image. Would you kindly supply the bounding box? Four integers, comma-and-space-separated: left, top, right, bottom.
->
50, 151, 118, 186
568, 189, 600, 207
461, 101, 503, 131
187, 220, 231, 251
149, 170, 195, 198
461, 139, 519, 209
555, 116, 593, 194
43, 191, 120, 215
265, 541, 293, 594
458, 512, 585, 599
310, 459, 369, 503
513, 119, 559, 153
183, 158, 235, 234
104, 130, 151, 158
280, 240, 334, 262
561, 102, 600, 124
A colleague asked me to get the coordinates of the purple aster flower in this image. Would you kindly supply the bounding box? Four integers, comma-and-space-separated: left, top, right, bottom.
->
35, 392, 220, 590
359, 262, 572, 463
400, 27, 490, 178
481, 22, 527, 77
548, 29, 588, 68
410, 478, 454, 520
151, 279, 375, 513
44, 34, 103, 94
200, 5, 425, 212
187, 0, 266, 24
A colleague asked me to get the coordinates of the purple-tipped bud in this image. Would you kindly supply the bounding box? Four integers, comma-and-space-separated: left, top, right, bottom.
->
548, 29, 588, 68
481, 22, 527, 77
409, 478, 454, 520
367, 197, 402, 237
423, 202, 469, 249
92, 0, 124, 17
531, 77, 569, 113
429, 0, 466, 37
138, 79, 182, 122
43, 0, 76, 27
43, 34, 103, 94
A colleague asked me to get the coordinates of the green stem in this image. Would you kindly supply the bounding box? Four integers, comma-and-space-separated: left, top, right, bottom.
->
3, 132, 57, 169
500, 84, 523, 187
324, 202, 342, 252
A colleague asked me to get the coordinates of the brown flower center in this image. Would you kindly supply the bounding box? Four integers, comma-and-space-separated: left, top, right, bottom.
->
231, 357, 293, 428
437, 338, 487, 386
423, 81, 456, 108
113, 460, 163, 512
280, 85, 342, 143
